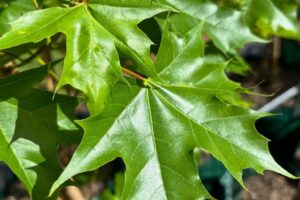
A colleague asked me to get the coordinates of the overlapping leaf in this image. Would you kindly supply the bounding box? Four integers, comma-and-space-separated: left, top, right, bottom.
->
155, 13, 251, 76
156, 0, 265, 54
244, 0, 300, 39
0, 65, 82, 199
157, 0, 300, 54
0, 0, 167, 114
50, 25, 294, 199
0, 0, 36, 35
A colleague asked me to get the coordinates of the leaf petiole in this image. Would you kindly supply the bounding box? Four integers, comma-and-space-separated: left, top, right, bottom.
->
121, 67, 146, 81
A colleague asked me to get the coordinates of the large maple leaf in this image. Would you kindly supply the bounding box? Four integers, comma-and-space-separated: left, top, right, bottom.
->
50, 25, 295, 199
0, 0, 167, 114
0, 65, 82, 199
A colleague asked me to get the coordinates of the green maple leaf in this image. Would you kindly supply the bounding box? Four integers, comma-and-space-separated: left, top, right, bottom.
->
157, 0, 299, 54
157, 0, 265, 54
244, 0, 300, 39
0, 1, 167, 114
0, 65, 82, 199
155, 13, 251, 76
50, 25, 295, 199
202, 8, 266, 54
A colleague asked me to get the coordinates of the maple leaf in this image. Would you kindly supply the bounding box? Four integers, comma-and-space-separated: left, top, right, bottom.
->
50, 25, 295, 199
156, 0, 265, 54
156, 0, 300, 54
0, 0, 167, 114
0, 65, 82, 199
244, 0, 300, 39
155, 13, 252, 76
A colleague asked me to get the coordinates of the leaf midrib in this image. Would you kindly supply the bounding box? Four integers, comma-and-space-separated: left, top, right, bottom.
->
144, 89, 168, 200
151, 88, 280, 170
151, 80, 239, 94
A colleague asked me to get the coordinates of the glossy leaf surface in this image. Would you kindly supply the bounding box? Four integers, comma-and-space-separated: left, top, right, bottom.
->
244, 0, 300, 39
0, 1, 166, 114
0, 0, 298, 199
157, 0, 299, 54
51, 26, 294, 199
156, 0, 264, 54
